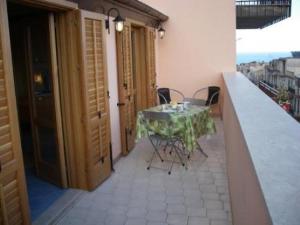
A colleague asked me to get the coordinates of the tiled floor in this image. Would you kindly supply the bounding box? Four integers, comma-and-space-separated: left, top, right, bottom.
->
55, 118, 232, 225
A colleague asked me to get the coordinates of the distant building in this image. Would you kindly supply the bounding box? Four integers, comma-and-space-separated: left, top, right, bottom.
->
293, 74, 300, 117
292, 51, 300, 58
238, 57, 300, 119
237, 61, 267, 85
264, 58, 300, 118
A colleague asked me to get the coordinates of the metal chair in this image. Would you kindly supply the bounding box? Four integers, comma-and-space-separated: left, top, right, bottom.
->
191, 86, 220, 107
184, 86, 221, 118
157, 92, 168, 105
182, 87, 220, 159
142, 111, 186, 174
157, 88, 185, 104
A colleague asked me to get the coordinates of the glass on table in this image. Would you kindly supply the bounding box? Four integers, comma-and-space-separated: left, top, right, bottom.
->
183, 101, 190, 109
177, 104, 184, 112
161, 104, 167, 111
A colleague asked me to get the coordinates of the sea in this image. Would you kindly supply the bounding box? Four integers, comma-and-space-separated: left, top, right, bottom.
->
237, 52, 292, 64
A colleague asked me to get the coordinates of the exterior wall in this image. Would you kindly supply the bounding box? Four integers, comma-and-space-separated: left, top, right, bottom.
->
140, 0, 236, 97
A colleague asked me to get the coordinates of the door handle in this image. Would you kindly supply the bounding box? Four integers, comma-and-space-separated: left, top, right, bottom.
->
117, 103, 125, 107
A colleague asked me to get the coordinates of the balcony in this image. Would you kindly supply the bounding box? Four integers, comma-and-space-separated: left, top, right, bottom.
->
43, 117, 232, 225
236, 0, 292, 29
34, 73, 300, 225
2, 1, 300, 224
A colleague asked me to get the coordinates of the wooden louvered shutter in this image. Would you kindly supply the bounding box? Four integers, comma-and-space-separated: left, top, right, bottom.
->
77, 10, 111, 190
146, 27, 157, 107
0, 184, 8, 225
116, 22, 136, 155
0, 1, 30, 224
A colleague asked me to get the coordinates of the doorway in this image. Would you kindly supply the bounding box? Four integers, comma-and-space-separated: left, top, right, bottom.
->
116, 23, 151, 155
7, 2, 67, 220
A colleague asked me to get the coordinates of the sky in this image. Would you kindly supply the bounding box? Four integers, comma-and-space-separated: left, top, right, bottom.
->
236, 0, 300, 53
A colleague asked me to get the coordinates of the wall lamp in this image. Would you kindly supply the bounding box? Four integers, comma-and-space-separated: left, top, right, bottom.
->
158, 23, 166, 39
105, 8, 125, 34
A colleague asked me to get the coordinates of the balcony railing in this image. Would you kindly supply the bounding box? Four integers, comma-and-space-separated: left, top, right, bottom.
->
223, 72, 300, 225
236, 0, 291, 6
259, 80, 279, 98
236, 0, 292, 29
259, 80, 300, 118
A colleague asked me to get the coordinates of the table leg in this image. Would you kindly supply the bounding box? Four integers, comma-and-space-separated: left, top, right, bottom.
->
196, 142, 208, 157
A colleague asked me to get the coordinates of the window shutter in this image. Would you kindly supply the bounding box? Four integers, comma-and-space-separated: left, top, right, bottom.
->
0, 0, 30, 224
146, 27, 157, 107
123, 23, 135, 147
116, 22, 136, 155
0, 184, 8, 225
77, 10, 111, 190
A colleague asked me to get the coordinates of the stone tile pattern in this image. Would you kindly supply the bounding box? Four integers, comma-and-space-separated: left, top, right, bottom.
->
56, 119, 232, 225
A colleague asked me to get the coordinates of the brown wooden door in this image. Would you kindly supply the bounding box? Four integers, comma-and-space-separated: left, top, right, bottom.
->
146, 27, 157, 107
77, 10, 111, 190
0, 0, 30, 224
23, 14, 66, 187
131, 26, 148, 112
116, 22, 136, 155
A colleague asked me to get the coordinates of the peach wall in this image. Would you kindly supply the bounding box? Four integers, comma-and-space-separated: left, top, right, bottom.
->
141, 0, 236, 97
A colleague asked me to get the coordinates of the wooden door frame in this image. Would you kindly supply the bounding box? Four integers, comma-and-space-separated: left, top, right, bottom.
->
2, 2, 100, 220
9, 3, 68, 188
49, 13, 68, 187
14, 13, 68, 187
4, 0, 78, 188
12, 0, 84, 190
14, 0, 78, 11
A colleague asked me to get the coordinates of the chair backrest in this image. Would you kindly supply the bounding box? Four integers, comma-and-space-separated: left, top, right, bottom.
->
206, 86, 220, 106
158, 93, 168, 105
157, 88, 171, 104
157, 88, 185, 105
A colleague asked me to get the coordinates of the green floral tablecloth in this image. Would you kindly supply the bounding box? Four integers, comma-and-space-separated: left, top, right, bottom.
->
136, 105, 216, 152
